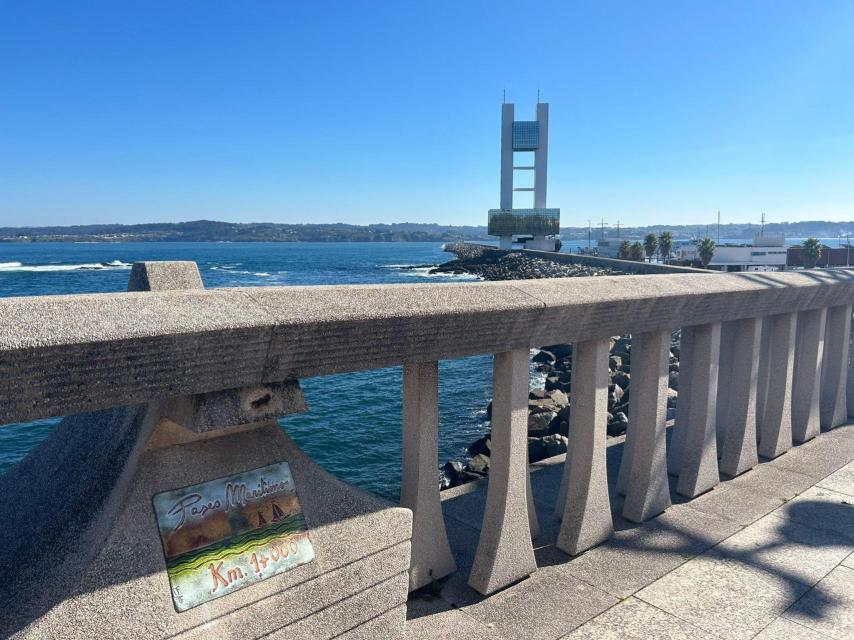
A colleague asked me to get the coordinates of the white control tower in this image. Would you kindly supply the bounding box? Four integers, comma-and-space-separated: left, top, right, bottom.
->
488, 101, 560, 250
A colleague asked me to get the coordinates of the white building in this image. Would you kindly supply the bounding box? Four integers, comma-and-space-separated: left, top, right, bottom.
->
678, 234, 787, 271
487, 102, 560, 251
596, 237, 641, 258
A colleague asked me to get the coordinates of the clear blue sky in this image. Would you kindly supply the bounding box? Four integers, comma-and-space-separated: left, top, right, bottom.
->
2, 1, 853, 228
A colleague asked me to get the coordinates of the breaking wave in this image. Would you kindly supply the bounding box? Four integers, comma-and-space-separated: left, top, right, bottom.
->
0, 260, 132, 272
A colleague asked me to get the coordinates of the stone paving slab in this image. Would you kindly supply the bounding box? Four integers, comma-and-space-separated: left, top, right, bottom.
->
412, 423, 854, 640
462, 570, 618, 640
782, 565, 854, 639
769, 486, 854, 541
635, 551, 808, 640
545, 504, 740, 598
406, 596, 505, 640
753, 618, 833, 639
817, 460, 854, 497
560, 597, 716, 640
675, 480, 785, 526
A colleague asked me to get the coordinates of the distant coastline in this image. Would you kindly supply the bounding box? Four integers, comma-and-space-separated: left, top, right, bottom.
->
2, 218, 853, 243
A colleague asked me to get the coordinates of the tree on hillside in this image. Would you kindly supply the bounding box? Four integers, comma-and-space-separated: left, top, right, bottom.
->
643, 233, 658, 262
629, 241, 645, 262
659, 231, 673, 262
697, 237, 716, 268
618, 240, 631, 259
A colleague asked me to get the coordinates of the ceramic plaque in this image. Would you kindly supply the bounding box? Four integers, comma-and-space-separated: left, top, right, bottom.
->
152, 461, 314, 611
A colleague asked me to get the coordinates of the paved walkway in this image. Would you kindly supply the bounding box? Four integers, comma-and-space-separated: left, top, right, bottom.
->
408, 423, 854, 640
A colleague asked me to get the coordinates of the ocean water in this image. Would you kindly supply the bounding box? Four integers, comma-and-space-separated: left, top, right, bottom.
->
0, 242, 494, 500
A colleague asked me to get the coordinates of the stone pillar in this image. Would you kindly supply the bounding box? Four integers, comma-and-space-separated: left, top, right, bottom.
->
556, 338, 613, 555
820, 304, 852, 430
667, 326, 695, 476
791, 308, 826, 443
401, 361, 456, 592
469, 350, 537, 595
676, 323, 721, 499
718, 317, 761, 478
848, 310, 854, 419
621, 330, 672, 523
715, 321, 736, 453
758, 312, 797, 459
755, 317, 773, 441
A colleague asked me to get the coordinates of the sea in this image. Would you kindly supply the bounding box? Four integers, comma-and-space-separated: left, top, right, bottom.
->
0, 241, 499, 500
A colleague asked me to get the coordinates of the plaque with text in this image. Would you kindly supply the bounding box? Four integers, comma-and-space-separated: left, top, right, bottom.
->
152, 461, 314, 611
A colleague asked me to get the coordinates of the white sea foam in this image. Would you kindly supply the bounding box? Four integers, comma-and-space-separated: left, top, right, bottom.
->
0, 260, 132, 272
397, 266, 480, 280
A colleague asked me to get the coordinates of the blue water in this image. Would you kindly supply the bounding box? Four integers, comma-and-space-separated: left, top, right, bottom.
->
0, 242, 492, 499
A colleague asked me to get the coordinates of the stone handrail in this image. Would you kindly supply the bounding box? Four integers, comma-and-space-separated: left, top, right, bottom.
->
3, 269, 854, 424
2, 262, 854, 638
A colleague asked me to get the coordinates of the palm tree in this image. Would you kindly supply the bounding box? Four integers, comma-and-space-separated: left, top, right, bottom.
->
801, 238, 822, 268
643, 233, 658, 262
629, 241, 645, 262
659, 231, 673, 263
618, 240, 631, 259
696, 237, 716, 268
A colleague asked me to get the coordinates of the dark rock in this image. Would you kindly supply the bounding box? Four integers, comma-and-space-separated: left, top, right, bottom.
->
546, 389, 569, 406
532, 350, 556, 364
467, 435, 491, 457
542, 434, 568, 457
668, 370, 679, 389
528, 410, 557, 436
442, 460, 465, 487
528, 438, 548, 463
542, 344, 572, 359
667, 388, 678, 408
467, 454, 490, 475
529, 388, 548, 400
486, 400, 492, 419
607, 411, 629, 436
613, 371, 631, 389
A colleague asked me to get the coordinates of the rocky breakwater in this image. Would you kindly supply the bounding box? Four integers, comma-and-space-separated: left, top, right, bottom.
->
432, 242, 624, 280
441, 334, 682, 490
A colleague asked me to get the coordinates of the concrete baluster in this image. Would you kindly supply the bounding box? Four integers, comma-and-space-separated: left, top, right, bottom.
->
758, 312, 797, 459
676, 322, 721, 498
820, 304, 852, 430
401, 361, 457, 592
718, 317, 761, 477
791, 308, 826, 443
755, 318, 773, 441
469, 349, 537, 595
556, 338, 613, 555
621, 330, 672, 523
667, 326, 695, 476
847, 307, 854, 418
715, 321, 736, 453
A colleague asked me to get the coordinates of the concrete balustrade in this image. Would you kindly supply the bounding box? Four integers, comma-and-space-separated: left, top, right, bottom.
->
4, 265, 854, 637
